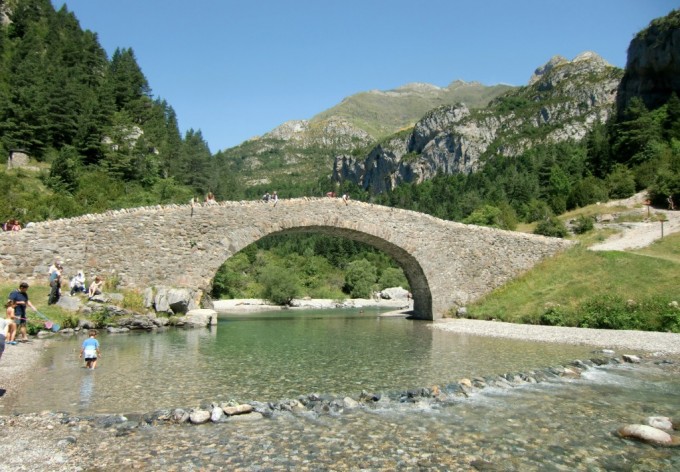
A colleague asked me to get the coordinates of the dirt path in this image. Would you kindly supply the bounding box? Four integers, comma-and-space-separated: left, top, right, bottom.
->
588, 192, 680, 251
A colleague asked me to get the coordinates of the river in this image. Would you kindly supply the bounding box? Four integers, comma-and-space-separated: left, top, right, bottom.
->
4, 309, 679, 470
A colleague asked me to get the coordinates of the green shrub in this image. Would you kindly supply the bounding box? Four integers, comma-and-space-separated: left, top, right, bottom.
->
90, 308, 115, 328
660, 309, 680, 332
104, 274, 121, 291
572, 215, 595, 234
539, 303, 568, 326
259, 266, 300, 305
568, 176, 609, 209
577, 296, 644, 330
606, 164, 636, 199
122, 290, 145, 312
378, 267, 408, 291
534, 216, 568, 238
344, 259, 378, 298
61, 314, 80, 329
26, 323, 41, 335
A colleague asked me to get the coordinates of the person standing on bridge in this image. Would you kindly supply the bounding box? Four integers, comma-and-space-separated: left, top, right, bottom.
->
190, 196, 197, 217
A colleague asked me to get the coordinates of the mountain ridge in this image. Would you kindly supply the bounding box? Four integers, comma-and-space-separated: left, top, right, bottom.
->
331, 51, 622, 194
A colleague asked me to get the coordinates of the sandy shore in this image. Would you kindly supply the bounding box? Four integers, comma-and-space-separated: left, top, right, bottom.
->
431, 318, 680, 356
0, 337, 51, 411
213, 297, 411, 313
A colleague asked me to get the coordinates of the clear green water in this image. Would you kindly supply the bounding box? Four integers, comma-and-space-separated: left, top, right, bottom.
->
7, 309, 599, 414
6, 309, 680, 470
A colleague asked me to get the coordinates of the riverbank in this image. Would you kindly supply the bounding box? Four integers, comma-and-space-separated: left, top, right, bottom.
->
0, 338, 50, 411
213, 297, 411, 313
432, 318, 680, 356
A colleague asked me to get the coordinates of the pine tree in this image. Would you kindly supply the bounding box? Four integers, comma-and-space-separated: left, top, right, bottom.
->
179, 129, 212, 194
663, 92, 680, 141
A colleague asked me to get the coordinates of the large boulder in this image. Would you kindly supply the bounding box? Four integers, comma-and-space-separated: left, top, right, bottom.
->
618, 424, 680, 447
181, 309, 217, 327
151, 286, 201, 314
380, 287, 410, 301
56, 295, 83, 312
116, 314, 168, 330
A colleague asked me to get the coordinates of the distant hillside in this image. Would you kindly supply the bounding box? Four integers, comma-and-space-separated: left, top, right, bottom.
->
213, 80, 513, 198
310, 80, 514, 140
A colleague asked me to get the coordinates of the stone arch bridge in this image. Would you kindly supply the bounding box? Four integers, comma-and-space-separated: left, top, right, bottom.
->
0, 198, 571, 320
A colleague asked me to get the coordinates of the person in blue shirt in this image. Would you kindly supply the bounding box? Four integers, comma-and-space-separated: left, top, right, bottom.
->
80, 330, 101, 369
9, 282, 36, 342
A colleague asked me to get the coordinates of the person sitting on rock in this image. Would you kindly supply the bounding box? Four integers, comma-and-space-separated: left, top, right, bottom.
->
70, 270, 87, 296
88, 276, 104, 299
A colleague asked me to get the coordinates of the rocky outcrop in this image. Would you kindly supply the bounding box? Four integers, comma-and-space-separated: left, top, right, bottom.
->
617, 10, 680, 115
177, 309, 217, 327
333, 52, 621, 194
143, 286, 201, 315
262, 117, 373, 151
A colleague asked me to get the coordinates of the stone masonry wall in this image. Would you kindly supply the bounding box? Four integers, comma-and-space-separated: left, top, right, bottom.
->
0, 198, 572, 320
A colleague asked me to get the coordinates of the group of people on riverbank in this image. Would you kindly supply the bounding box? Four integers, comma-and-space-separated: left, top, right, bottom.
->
261, 191, 279, 205
2, 219, 22, 231
46, 260, 104, 306
1, 277, 102, 369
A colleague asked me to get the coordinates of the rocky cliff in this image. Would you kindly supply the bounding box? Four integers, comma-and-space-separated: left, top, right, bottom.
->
219, 79, 513, 193
617, 9, 680, 115
263, 117, 373, 151
332, 52, 622, 194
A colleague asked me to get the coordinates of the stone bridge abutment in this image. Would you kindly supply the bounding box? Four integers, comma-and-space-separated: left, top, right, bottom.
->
0, 199, 571, 320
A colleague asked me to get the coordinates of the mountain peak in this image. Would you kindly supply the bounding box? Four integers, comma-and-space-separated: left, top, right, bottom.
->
529, 52, 611, 85
394, 82, 444, 92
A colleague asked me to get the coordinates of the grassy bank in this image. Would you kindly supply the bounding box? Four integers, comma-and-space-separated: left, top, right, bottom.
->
461, 233, 680, 332
0, 282, 147, 333
0, 282, 71, 333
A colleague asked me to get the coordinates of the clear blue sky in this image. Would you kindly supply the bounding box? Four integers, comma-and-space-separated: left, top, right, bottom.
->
52, 1, 677, 153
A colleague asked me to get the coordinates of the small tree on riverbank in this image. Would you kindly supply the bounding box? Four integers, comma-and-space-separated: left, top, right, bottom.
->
259, 266, 300, 305
344, 259, 377, 298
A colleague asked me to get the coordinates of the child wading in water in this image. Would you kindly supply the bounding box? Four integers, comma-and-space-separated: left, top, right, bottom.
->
80, 330, 101, 369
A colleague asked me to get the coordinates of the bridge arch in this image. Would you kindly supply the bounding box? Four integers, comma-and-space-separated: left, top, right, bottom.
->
258, 225, 433, 318
0, 198, 571, 320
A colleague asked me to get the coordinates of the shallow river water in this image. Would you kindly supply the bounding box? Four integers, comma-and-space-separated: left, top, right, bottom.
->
10, 309, 604, 413
8, 310, 680, 470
